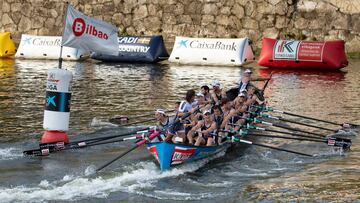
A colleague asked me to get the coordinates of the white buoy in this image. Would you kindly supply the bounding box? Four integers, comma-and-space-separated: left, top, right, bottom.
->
41, 68, 73, 144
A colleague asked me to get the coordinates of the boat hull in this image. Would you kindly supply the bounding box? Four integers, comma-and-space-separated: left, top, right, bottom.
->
146, 142, 230, 170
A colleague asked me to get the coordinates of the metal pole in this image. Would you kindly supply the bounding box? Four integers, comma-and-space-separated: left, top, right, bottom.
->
58, 2, 69, 69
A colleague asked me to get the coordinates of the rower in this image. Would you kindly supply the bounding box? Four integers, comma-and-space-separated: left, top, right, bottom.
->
187, 109, 217, 146
212, 105, 223, 131
154, 109, 172, 141
178, 89, 197, 117
212, 105, 224, 144
194, 92, 211, 111
210, 80, 226, 105
221, 92, 248, 132
245, 85, 265, 106
200, 85, 212, 104
154, 109, 186, 143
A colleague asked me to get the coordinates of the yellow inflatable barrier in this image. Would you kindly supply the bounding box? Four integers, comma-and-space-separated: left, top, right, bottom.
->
0, 32, 17, 57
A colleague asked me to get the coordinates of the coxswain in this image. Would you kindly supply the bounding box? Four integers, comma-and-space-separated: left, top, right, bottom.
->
238, 69, 253, 93
238, 68, 270, 93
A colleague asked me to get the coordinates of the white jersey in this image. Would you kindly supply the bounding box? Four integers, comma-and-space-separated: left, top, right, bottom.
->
178, 100, 197, 113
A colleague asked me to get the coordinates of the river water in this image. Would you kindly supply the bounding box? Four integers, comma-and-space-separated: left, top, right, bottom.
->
0, 58, 359, 202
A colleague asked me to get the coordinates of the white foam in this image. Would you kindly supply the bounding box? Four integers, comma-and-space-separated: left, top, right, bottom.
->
90, 117, 118, 128
225, 171, 269, 177
0, 147, 23, 160
0, 155, 226, 203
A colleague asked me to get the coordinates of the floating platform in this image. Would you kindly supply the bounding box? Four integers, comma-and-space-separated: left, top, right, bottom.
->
258, 38, 348, 70
0, 32, 16, 58
168, 36, 254, 66
15, 34, 88, 60
91, 35, 169, 63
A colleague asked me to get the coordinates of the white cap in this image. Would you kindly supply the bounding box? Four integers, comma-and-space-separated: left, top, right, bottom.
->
244, 69, 252, 74
211, 80, 220, 87
155, 109, 166, 115
203, 109, 212, 115
196, 92, 204, 97
238, 92, 246, 97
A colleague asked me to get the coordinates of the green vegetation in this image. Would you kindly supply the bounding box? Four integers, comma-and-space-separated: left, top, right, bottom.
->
119, 27, 128, 36
283, 31, 307, 40
347, 52, 360, 59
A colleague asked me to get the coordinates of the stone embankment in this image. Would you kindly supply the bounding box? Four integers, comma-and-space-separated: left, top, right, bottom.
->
1, 0, 359, 53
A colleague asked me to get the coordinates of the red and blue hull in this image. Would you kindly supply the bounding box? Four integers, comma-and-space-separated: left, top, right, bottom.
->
146, 142, 230, 170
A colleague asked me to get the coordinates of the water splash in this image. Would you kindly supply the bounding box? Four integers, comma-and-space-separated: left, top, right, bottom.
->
0, 147, 23, 160
90, 117, 118, 128
0, 151, 227, 203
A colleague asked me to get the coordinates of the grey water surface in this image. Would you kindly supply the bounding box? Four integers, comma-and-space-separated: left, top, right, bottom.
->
0, 58, 359, 202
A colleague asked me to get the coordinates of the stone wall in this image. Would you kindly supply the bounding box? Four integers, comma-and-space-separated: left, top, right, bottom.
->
1, 0, 360, 52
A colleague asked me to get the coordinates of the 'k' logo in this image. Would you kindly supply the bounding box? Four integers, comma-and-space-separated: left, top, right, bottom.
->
278, 41, 294, 53
178, 40, 188, 48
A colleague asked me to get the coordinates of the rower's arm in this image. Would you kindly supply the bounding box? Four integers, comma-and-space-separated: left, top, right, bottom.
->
186, 122, 202, 137
202, 122, 217, 135
220, 109, 237, 129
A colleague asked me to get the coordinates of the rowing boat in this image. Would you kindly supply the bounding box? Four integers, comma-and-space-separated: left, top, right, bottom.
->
146, 141, 232, 170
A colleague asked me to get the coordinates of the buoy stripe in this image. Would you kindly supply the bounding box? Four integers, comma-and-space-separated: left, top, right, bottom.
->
44, 91, 71, 112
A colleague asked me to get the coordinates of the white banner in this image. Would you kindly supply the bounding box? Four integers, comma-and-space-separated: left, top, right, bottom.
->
62, 4, 118, 55
169, 37, 254, 66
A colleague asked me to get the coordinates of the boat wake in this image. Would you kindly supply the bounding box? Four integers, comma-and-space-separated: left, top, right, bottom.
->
0, 151, 227, 202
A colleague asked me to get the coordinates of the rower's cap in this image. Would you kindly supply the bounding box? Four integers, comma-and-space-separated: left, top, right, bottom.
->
203, 109, 212, 115
211, 80, 220, 87
238, 92, 246, 97
244, 69, 252, 74
196, 92, 204, 97
155, 109, 166, 115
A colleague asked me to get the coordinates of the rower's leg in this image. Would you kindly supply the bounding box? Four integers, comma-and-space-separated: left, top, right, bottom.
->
174, 131, 186, 143
195, 136, 205, 146
206, 137, 214, 146
187, 132, 194, 145
165, 133, 174, 142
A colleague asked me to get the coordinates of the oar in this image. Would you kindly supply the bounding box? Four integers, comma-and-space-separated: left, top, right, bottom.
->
254, 113, 337, 132
260, 72, 273, 94
110, 110, 175, 123
116, 118, 156, 127
230, 136, 313, 157
246, 133, 351, 150
223, 126, 352, 149
243, 124, 329, 140
230, 128, 352, 149
254, 105, 359, 128
96, 131, 161, 172
23, 127, 151, 156
249, 118, 326, 138
70, 127, 151, 144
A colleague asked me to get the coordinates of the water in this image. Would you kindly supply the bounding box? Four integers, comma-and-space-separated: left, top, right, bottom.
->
0, 58, 359, 202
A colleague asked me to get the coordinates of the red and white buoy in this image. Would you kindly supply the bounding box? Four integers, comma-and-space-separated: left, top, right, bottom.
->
41, 68, 73, 144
